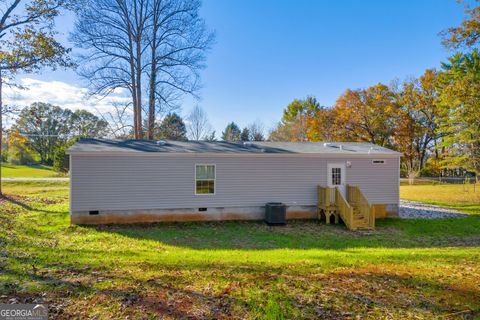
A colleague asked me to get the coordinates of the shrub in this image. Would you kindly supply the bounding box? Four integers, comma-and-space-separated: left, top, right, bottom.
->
420, 158, 443, 177
53, 138, 78, 173
6, 130, 36, 165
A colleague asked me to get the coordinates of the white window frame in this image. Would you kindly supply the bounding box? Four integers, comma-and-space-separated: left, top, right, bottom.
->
195, 164, 216, 195
372, 159, 386, 165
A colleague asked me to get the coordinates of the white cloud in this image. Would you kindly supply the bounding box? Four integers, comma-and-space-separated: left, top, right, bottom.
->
4, 78, 131, 115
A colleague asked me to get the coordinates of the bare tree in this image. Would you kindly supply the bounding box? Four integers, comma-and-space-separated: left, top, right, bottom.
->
204, 130, 216, 141
73, 0, 214, 140
247, 121, 265, 141
97, 102, 135, 139
146, 0, 214, 139
72, 0, 149, 139
187, 105, 212, 140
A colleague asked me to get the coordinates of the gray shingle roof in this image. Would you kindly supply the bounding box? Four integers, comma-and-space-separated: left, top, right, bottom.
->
67, 138, 401, 155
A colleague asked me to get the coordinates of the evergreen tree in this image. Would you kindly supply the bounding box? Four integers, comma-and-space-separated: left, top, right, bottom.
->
240, 127, 250, 141
221, 122, 241, 141
53, 138, 80, 173
155, 113, 187, 140
437, 50, 480, 175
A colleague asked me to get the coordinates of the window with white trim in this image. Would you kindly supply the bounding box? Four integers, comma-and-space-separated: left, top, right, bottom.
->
195, 164, 215, 195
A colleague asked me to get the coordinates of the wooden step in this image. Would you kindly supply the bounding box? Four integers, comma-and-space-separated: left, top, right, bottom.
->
353, 222, 371, 228
355, 222, 369, 227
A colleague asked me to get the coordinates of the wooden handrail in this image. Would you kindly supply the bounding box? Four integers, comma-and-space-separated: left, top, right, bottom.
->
319, 184, 375, 230
347, 185, 375, 229
335, 188, 354, 229
317, 185, 333, 208
347, 185, 354, 204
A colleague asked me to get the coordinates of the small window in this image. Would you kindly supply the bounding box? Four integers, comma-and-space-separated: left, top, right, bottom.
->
195, 164, 215, 195
372, 160, 386, 165
331, 168, 341, 185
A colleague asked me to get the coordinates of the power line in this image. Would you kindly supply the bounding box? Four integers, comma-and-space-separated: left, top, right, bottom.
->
19, 133, 61, 137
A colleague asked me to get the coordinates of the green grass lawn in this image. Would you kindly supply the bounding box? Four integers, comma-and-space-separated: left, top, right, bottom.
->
0, 181, 479, 319
1, 163, 63, 178
401, 184, 480, 215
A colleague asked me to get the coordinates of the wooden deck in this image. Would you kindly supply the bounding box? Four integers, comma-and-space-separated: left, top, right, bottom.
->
317, 185, 375, 230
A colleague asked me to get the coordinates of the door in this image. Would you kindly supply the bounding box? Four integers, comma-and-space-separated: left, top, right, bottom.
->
327, 162, 346, 198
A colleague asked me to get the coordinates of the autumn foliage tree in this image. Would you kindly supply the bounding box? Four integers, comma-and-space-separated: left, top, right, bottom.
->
441, 4, 480, 49
392, 70, 442, 179
333, 84, 397, 147
270, 1, 480, 179
270, 96, 335, 142
0, 0, 72, 195
6, 129, 34, 165
270, 79, 442, 179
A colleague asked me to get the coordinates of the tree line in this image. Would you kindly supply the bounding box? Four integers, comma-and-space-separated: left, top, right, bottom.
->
270, 6, 480, 179
1, 0, 480, 196
2, 100, 267, 173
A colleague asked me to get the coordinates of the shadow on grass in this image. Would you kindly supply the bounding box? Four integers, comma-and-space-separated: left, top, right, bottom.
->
1, 163, 51, 169
0, 194, 65, 214
1, 248, 479, 319
0, 255, 239, 319
87, 218, 480, 250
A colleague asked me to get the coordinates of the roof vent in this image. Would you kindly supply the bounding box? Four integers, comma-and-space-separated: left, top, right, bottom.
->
243, 141, 253, 147
156, 140, 167, 146
326, 143, 340, 149
324, 142, 342, 149
368, 147, 379, 154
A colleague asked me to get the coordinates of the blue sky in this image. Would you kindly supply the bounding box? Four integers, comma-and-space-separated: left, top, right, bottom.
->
11, 0, 469, 136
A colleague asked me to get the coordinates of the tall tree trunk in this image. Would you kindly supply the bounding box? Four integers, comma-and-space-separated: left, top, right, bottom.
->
125, 9, 139, 139
147, 1, 157, 141
148, 51, 156, 140
0, 71, 3, 196
135, 37, 143, 139
133, 0, 144, 140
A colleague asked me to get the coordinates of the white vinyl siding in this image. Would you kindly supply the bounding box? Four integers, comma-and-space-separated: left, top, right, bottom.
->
347, 158, 399, 204
70, 154, 399, 212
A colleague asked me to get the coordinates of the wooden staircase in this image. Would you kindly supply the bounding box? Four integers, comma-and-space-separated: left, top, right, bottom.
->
352, 208, 369, 229
317, 185, 375, 230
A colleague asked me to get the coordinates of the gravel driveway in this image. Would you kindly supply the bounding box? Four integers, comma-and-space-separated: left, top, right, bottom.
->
399, 200, 468, 219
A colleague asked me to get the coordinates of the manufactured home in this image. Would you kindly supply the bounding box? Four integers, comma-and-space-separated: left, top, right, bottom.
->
67, 139, 401, 230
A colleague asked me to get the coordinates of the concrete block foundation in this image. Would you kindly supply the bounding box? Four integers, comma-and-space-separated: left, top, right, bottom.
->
71, 205, 318, 225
